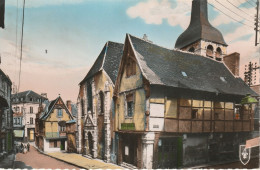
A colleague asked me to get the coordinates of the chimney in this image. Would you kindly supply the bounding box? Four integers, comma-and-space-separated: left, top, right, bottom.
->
142, 34, 153, 43
67, 100, 72, 113
223, 52, 240, 76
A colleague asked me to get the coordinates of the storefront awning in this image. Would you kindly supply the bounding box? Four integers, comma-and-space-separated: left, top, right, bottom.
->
14, 130, 24, 138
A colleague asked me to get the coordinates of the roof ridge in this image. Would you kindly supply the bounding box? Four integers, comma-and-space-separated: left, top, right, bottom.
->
107, 41, 123, 45
100, 42, 109, 71
128, 34, 224, 64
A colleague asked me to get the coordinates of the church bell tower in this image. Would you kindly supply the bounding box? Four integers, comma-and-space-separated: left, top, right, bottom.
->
175, 0, 228, 61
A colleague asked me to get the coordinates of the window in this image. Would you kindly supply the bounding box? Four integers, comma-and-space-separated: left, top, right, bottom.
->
59, 125, 66, 132
192, 109, 198, 119
14, 118, 17, 125
30, 117, 33, 124
206, 45, 214, 58
16, 106, 20, 112
57, 109, 63, 117
99, 91, 105, 114
54, 141, 57, 147
126, 94, 134, 117
17, 118, 20, 125
30, 107, 33, 113
126, 57, 136, 77
30, 98, 33, 102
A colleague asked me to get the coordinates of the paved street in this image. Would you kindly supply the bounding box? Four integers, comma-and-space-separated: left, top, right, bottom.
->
14, 147, 80, 169
48, 152, 122, 169
205, 157, 259, 169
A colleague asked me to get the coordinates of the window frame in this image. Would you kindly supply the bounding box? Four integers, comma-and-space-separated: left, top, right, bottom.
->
57, 109, 63, 117
126, 93, 134, 118
30, 106, 33, 113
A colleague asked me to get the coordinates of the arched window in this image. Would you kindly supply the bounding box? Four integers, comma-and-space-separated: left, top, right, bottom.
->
188, 47, 195, 52
99, 91, 105, 114
215, 47, 222, 59
206, 45, 214, 58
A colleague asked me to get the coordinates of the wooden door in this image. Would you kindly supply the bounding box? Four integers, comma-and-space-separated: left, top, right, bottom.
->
157, 137, 181, 168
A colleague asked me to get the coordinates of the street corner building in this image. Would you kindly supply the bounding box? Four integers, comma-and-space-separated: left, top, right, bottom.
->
76, 0, 259, 169
35, 96, 76, 153
0, 69, 12, 160
12, 90, 48, 142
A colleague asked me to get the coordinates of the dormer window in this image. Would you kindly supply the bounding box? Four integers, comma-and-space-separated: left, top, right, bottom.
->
126, 57, 136, 77
206, 45, 214, 58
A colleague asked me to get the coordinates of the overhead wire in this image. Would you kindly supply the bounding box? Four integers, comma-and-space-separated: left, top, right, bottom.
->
215, 0, 254, 24
18, 0, 25, 93
245, 0, 257, 7
208, 2, 255, 28
226, 0, 256, 19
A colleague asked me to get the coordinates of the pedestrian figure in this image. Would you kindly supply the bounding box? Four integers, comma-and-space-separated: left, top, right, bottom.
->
23, 145, 27, 154
20, 143, 24, 153
27, 143, 30, 152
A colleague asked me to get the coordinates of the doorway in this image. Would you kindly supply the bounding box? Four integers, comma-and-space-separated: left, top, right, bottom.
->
88, 132, 93, 157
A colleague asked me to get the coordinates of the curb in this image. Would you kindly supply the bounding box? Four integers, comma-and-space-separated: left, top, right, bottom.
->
33, 146, 87, 169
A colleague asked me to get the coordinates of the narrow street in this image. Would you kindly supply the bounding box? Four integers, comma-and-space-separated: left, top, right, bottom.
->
14, 147, 80, 169
206, 157, 259, 169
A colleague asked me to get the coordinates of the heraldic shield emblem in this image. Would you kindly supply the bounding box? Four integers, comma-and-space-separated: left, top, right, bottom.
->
239, 145, 251, 165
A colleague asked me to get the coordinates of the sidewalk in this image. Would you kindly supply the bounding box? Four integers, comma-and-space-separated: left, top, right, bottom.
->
0, 152, 15, 169
47, 152, 123, 169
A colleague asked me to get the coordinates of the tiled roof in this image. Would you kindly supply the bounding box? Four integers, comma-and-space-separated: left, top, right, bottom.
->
129, 34, 257, 97
80, 41, 123, 85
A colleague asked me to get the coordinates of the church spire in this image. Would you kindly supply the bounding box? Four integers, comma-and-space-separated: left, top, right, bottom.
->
175, 0, 227, 60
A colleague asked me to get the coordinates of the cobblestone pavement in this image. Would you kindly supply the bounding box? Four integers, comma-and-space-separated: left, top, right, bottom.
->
15, 146, 80, 169
48, 152, 122, 169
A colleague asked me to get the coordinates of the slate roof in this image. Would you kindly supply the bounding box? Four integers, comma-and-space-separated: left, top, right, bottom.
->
71, 104, 78, 117
80, 41, 124, 85
40, 97, 59, 120
175, 0, 227, 49
40, 96, 73, 120
11, 90, 48, 103
128, 34, 257, 97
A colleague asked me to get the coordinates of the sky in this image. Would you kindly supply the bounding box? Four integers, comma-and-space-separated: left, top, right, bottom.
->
0, 0, 259, 103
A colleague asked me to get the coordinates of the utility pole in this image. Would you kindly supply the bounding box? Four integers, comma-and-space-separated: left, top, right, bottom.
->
244, 62, 260, 86
255, 0, 259, 46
